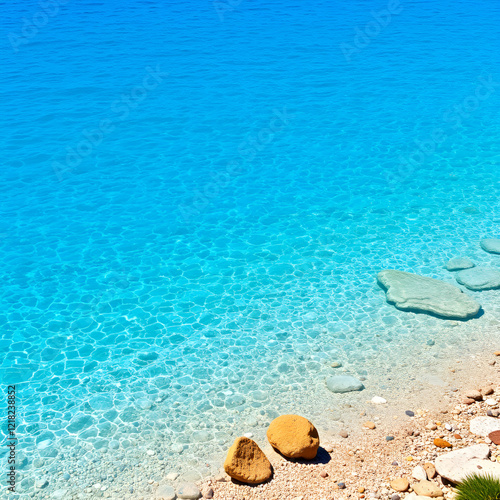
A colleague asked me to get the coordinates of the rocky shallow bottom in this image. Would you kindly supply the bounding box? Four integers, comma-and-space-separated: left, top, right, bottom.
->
18, 321, 500, 500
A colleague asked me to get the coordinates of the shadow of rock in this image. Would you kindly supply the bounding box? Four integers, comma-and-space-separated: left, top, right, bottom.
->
272, 446, 331, 465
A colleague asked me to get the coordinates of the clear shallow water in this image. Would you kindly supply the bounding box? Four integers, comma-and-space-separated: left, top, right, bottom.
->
1, 0, 500, 497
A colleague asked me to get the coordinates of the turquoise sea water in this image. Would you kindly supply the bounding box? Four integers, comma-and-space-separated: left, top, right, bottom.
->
1, 0, 500, 498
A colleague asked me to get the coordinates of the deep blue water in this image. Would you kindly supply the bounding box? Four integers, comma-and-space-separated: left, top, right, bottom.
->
1, 0, 500, 497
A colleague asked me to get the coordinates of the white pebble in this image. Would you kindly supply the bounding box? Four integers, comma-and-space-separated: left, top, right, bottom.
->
146, 450, 155, 456
93, 483, 101, 490
244, 432, 253, 438
371, 396, 387, 404
412, 465, 427, 481
486, 399, 497, 406
445, 423, 452, 431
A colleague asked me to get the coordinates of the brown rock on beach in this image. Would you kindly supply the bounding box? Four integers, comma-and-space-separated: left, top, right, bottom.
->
461, 397, 475, 405
423, 462, 436, 479
390, 477, 409, 492
434, 438, 452, 448
464, 389, 482, 401
489, 430, 500, 445
223, 437, 272, 484
267, 414, 320, 459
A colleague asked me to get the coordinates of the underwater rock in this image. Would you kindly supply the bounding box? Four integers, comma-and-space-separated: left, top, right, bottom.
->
267, 414, 320, 459
445, 257, 474, 271
377, 270, 480, 320
155, 484, 176, 500
480, 238, 500, 254
176, 483, 201, 499
326, 375, 364, 393
455, 266, 500, 290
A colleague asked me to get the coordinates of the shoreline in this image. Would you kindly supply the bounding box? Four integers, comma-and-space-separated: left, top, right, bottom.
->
24, 322, 500, 499
21, 308, 500, 500
180, 341, 500, 500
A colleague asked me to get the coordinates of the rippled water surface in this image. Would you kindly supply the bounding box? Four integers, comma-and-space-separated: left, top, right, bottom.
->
1, 0, 500, 498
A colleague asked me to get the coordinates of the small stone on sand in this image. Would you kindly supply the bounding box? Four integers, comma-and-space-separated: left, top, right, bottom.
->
434, 438, 452, 448
390, 478, 409, 492
423, 462, 436, 479
489, 431, 500, 445
413, 480, 443, 497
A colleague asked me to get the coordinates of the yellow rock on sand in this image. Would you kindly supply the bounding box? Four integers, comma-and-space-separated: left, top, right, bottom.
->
267, 414, 320, 459
224, 437, 272, 484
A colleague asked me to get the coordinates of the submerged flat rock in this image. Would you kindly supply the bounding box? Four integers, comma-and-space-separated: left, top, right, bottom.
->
326, 375, 364, 393
480, 238, 500, 254
377, 270, 481, 320
455, 266, 500, 291
445, 257, 475, 271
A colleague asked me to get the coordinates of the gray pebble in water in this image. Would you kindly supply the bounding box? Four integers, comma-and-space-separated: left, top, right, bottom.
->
155, 484, 176, 500
177, 482, 201, 499
35, 479, 49, 489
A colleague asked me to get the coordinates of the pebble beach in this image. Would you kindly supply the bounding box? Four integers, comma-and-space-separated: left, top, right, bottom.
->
196, 348, 500, 500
